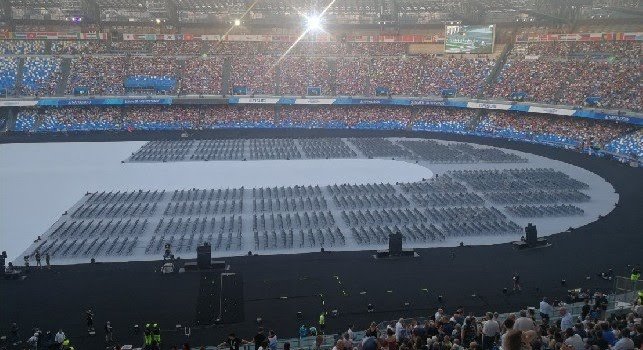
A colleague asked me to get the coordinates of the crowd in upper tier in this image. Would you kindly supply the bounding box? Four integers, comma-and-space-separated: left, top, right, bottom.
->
0, 39, 640, 111
10, 105, 641, 162
491, 41, 641, 111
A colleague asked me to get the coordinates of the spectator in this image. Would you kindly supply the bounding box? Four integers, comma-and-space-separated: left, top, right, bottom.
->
267, 330, 277, 350
395, 318, 405, 341
333, 339, 345, 350
601, 323, 618, 346
253, 328, 266, 350
564, 328, 585, 350
347, 324, 354, 340
481, 312, 500, 350
219, 333, 247, 350
560, 308, 575, 332
515, 310, 538, 332
386, 328, 398, 350
366, 322, 380, 338
503, 330, 523, 350
539, 298, 554, 320
55, 329, 65, 345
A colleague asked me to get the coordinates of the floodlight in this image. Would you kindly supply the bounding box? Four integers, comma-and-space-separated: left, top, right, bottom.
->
306, 15, 322, 32
234, 19, 241, 26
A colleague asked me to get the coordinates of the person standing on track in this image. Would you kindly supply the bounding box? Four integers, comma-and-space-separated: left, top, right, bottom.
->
35, 251, 41, 268
513, 273, 521, 291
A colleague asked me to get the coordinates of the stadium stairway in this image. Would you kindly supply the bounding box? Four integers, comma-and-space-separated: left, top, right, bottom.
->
481, 41, 514, 99
408, 107, 420, 130
275, 66, 282, 95
4, 108, 17, 131
467, 109, 487, 132
328, 58, 338, 95
364, 58, 373, 96
176, 58, 187, 94
14, 57, 25, 93
275, 105, 282, 124
221, 57, 232, 94
33, 110, 46, 132
56, 58, 71, 96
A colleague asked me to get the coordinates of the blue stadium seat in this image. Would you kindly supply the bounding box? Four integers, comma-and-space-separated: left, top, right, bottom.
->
0, 57, 18, 95
21, 57, 62, 96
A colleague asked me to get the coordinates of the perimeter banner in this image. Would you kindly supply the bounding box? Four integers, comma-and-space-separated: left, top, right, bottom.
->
516, 32, 643, 42
0, 100, 39, 107
467, 102, 512, 110
36, 98, 172, 106
10, 32, 108, 40
528, 106, 576, 116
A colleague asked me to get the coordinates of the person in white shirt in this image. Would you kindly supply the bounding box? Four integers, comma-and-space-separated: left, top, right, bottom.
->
55, 329, 65, 344
347, 324, 354, 340
539, 297, 554, 320
435, 308, 444, 321
612, 329, 635, 350
560, 308, 574, 332
563, 328, 584, 350
514, 310, 537, 332
395, 318, 404, 341
27, 333, 38, 350
481, 312, 500, 350
268, 330, 277, 350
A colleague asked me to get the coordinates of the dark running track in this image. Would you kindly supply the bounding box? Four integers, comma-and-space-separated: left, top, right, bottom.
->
1, 129, 642, 349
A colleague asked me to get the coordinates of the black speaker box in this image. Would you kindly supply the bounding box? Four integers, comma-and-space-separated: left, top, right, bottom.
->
525, 223, 538, 245
197, 244, 212, 269
389, 233, 403, 256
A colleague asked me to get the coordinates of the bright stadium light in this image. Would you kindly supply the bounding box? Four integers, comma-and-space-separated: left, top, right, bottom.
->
234, 19, 241, 26
305, 15, 323, 32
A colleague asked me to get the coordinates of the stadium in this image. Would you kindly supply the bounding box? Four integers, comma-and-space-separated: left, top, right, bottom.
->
0, 0, 642, 349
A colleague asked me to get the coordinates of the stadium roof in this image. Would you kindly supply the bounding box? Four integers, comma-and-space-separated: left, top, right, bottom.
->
4, 0, 642, 25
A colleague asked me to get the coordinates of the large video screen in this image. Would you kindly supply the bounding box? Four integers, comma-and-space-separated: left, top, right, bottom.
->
445, 25, 495, 54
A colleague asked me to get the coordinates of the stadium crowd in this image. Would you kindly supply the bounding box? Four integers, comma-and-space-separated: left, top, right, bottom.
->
0, 40, 46, 54
354, 300, 643, 350
0, 37, 641, 161
66, 56, 127, 95
476, 112, 635, 149
50, 40, 109, 55
603, 129, 643, 159
279, 106, 412, 129
0, 40, 411, 57
279, 57, 333, 96
180, 56, 225, 95
0, 39, 639, 108
229, 56, 278, 95
413, 108, 478, 133
0, 57, 18, 94
10, 105, 641, 162
335, 58, 371, 96
492, 41, 641, 111
20, 57, 62, 96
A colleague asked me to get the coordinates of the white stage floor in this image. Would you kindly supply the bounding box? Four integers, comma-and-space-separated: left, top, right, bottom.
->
0, 139, 618, 264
